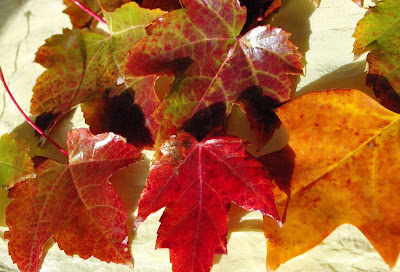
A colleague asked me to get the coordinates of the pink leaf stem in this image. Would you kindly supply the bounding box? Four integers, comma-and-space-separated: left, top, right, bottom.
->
0, 67, 68, 157
70, 0, 107, 26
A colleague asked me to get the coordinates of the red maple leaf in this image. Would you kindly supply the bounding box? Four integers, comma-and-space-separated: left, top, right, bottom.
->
135, 132, 280, 272
5, 128, 141, 272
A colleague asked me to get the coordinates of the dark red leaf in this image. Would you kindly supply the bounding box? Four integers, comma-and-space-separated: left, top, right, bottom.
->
240, 0, 282, 34
141, 0, 181, 11
135, 132, 279, 272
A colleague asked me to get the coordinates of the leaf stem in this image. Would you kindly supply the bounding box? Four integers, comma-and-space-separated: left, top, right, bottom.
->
0, 67, 69, 157
70, 0, 107, 26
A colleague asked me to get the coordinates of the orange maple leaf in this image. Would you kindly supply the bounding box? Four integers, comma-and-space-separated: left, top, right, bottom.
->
262, 89, 400, 270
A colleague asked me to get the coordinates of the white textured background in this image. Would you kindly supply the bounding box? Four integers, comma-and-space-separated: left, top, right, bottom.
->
1, 0, 399, 271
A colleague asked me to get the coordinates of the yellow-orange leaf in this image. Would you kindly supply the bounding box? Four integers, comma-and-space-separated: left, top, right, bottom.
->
263, 89, 400, 270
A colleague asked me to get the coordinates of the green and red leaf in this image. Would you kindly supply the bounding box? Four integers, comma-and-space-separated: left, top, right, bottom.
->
63, 0, 131, 28
353, 0, 400, 110
0, 134, 34, 188
124, 0, 303, 143
5, 129, 141, 272
31, 3, 165, 132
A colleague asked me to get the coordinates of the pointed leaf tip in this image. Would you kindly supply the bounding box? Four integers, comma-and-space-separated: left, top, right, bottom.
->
124, 0, 302, 146
264, 89, 400, 270
6, 129, 141, 272
137, 132, 279, 272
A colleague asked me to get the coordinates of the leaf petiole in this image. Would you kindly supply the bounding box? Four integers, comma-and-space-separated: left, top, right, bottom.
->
70, 0, 107, 26
0, 67, 68, 157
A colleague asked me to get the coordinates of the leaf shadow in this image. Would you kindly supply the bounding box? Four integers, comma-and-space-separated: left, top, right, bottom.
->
37, 239, 55, 272
182, 102, 228, 141
266, 0, 316, 94
213, 204, 265, 265
258, 145, 296, 222
213, 202, 291, 266
295, 60, 374, 98
213, 144, 295, 266
110, 153, 152, 243
10, 110, 77, 164
236, 87, 282, 150
228, 205, 265, 234
83, 89, 155, 149
367, 74, 400, 113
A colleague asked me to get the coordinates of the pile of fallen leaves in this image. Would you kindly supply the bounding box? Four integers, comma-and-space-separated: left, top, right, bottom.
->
1, 0, 400, 271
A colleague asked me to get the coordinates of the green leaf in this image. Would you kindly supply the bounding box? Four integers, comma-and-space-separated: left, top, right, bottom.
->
0, 134, 34, 188
353, 0, 400, 103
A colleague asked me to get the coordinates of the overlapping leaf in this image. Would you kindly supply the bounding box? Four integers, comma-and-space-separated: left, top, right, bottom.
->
31, 3, 165, 132
63, 0, 131, 28
5, 129, 141, 272
124, 0, 303, 144
63, 0, 101, 29
236, 87, 282, 150
81, 76, 159, 148
353, 0, 400, 110
133, 76, 160, 141
0, 134, 34, 188
261, 89, 400, 270
135, 132, 280, 272
240, 0, 282, 34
